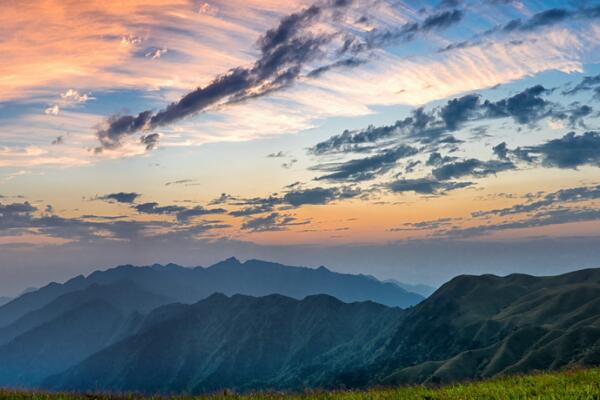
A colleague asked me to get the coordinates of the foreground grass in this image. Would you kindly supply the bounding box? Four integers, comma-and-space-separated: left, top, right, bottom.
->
1, 368, 599, 400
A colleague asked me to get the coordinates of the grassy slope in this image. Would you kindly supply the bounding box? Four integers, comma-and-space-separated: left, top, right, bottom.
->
1, 368, 599, 400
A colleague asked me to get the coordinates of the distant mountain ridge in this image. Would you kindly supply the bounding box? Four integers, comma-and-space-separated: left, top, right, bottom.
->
0, 257, 423, 329
0, 280, 169, 386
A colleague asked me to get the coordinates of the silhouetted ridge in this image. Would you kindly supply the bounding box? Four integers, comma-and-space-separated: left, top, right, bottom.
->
0, 258, 422, 330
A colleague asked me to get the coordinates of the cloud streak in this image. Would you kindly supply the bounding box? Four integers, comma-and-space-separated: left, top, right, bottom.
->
310, 85, 560, 155
95, 0, 357, 151
506, 131, 600, 169
94, 1, 472, 152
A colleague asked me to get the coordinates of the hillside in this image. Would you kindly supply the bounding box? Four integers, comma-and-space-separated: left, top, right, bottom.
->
46, 294, 403, 394
371, 269, 600, 385
2, 368, 600, 399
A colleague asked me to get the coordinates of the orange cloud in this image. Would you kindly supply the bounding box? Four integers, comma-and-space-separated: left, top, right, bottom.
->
0, 0, 306, 101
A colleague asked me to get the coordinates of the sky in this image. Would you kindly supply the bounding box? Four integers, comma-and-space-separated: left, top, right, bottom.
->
2, 0, 600, 295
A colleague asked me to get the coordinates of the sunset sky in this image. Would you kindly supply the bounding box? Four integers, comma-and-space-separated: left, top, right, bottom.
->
2, 0, 600, 295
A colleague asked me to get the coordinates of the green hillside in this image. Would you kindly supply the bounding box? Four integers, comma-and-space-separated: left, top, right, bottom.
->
1, 368, 599, 399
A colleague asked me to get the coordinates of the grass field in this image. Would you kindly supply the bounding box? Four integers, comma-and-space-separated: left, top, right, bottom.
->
1, 368, 599, 400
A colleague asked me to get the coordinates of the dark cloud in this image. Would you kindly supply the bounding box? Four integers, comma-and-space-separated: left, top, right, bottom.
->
51, 136, 64, 145
560, 104, 593, 128
432, 158, 515, 180
501, 6, 600, 32
229, 203, 278, 217
386, 178, 472, 195
310, 86, 554, 155
482, 85, 551, 124
435, 0, 460, 10
439, 94, 480, 130
175, 207, 227, 223
80, 215, 129, 220
240, 212, 310, 232
493, 142, 509, 160
283, 186, 359, 206
510, 131, 600, 169
0, 202, 36, 224
500, 8, 572, 33
405, 159, 422, 173
307, 57, 366, 78
0, 200, 153, 242
442, 206, 600, 238
390, 216, 457, 231
281, 159, 298, 169
98, 192, 141, 204
0, 199, 230, 245
140, 133, 160, 151
226, 195, 282, 217
497, 5, 600, 33
310, 120, 408, 155
438, 38, 481, 53
165, 179, 197, 186
209, 193, 235, 205
134, 202, 226, 223
421, 9, 464, 31
426, 152, 458, 166
96, 111, 153, 152
94, 1, 471, 152
227, 185, 360, 216
473, 184, 600, 218
314, 145, 418, 182
94, 0, 356, 152
267, 151, 286, 158
134, 202, 182, 215
440, 5, 600, 53
354, 9, 464, 51
563, 73, 600, 99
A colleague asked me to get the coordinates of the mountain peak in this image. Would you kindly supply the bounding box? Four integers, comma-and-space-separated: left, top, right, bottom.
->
206, 257, 242, 270
150, 263, 184, 271
223, 256, 242, 265
205, 292, 229, 301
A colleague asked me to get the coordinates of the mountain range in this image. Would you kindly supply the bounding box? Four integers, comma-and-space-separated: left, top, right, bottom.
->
0, 257, 421, 329
0, 258, 598, 394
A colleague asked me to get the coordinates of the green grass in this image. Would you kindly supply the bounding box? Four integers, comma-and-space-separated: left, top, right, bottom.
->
1, 368, 599, 400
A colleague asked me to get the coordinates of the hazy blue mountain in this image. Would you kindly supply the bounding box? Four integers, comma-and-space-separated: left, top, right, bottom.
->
0, 258, 423, 328
46, 268, 600, 394
0, 276, 90, 327
0, 280, 169, 346
46, 294, 403, 394
0, 281, 165, 386
0, 297, 10, 307
384, 279, 436, 297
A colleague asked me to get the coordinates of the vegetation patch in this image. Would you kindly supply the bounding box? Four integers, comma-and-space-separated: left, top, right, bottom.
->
1, 368, 599, 400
